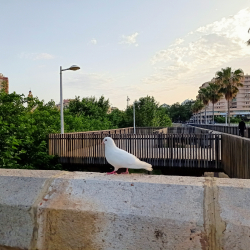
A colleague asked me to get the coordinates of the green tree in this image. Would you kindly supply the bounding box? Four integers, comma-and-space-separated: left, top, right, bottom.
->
68, 95, 110, 118
0, 92, 61, 169
168, 101, 193, 123
198, 88, 210, 124
215, 67, 244, 125
125, 96, 172, 127
191, 100, 203, 124
206, 83, 223, 124
108, 108, 127, 128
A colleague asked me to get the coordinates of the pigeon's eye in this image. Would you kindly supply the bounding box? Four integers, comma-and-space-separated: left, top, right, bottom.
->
105, 139, 107, 141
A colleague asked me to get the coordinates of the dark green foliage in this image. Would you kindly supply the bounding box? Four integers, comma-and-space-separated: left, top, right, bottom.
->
107, 108, 127, 128
0, 91, 171, 169
0, 92, 61, 169
65, 95, 113, 131
0, 92, 172, 170
119, 96, 172, 127
166, 100, 194, 123
214, 116, 241, 124
0, 93, 113, 169
68, 95, 110, 118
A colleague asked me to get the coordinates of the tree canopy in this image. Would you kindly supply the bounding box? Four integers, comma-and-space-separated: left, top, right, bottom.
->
0, 91, 172, 169
166, 101, 193, 123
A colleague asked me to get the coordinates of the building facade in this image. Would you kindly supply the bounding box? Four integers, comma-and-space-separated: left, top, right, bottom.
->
56, 99, 74, 109
192, 74, 250, 123
0, 73, 9, 93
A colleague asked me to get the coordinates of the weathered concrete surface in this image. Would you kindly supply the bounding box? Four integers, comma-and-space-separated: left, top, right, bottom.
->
216, 178, 250, 250
0, 169, 65, 250
0, 169, 250, 250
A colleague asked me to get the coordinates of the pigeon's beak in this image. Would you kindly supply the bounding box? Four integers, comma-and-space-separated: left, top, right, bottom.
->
102, 141, 104, 145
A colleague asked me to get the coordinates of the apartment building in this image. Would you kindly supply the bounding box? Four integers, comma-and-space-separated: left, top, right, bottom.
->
0, 73, 9, 93
192, 74, 250, 123
56, 99, 74, 109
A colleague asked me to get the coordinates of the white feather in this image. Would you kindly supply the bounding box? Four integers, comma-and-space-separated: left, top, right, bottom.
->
103, 137, 153, 171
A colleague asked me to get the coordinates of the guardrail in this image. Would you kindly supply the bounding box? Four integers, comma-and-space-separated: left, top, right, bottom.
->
190, 124, 250, 179
49, 133, 221, 169
221, 134, 250, 179
64, 127, 165, 135
189, 124, 250, 138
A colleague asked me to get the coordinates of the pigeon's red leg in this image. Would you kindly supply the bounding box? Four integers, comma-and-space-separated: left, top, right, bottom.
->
120, 168, 129, 174
107, 170, 117, 175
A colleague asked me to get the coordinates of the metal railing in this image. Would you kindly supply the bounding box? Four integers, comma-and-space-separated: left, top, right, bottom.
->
64, 127, 165, 135
189, 124, 250, 138
49, 133, 221, 169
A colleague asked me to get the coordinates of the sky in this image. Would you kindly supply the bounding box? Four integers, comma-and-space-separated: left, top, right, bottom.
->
1, 0, 250, 110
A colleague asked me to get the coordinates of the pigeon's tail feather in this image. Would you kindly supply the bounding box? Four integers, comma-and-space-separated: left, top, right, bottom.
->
138, 161, 153, 171
145, 164, 153, 171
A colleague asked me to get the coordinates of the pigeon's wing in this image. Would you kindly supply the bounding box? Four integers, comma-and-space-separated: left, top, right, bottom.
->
107, 147, 138, 168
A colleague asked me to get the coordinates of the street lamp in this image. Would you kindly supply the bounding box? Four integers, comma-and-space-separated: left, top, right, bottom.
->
60, 65, 80, 134
133, 100, 140, 134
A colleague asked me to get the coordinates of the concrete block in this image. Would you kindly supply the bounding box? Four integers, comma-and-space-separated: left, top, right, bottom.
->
1, 169, 250, 250
216, 178, 250, 250
0, 169, 62, 249
36, 173, 206, 250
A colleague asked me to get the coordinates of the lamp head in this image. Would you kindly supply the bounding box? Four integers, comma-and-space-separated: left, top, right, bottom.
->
69, 65, 80, 71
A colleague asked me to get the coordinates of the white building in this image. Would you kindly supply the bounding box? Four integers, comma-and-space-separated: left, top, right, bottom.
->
191, 74, 250, 123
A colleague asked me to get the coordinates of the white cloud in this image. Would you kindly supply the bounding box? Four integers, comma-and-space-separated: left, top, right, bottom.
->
90, 38, 97, 45
172, 38, 184, 46
145, 7, 250, 89
120, 32, 139, 46
19, 52, 55, 60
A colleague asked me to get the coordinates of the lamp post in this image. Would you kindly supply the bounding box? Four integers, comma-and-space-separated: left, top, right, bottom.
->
133, 101, 140, 134
60, 65, 80, 134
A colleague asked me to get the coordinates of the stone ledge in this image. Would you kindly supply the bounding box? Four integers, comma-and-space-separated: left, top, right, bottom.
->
0, 169, 250, 250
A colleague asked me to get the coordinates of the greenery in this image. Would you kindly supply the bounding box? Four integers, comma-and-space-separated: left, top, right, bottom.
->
165, 100, 194, 123
0, 91, 172, 169
192, 67, 244, 124
0, 92, 61, 169
214, 116, 241, 124
191, 99, 204, 123
126, 96, 172, 127
215, 67, 244, 125
206, 82, 224, 124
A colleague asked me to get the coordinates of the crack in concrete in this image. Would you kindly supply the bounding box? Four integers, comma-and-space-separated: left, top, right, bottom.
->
28, 171, 69, 250
203, 177, 226, 250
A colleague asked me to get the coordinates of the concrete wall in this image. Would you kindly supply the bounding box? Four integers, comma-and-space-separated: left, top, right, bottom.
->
1, 169, 250, 250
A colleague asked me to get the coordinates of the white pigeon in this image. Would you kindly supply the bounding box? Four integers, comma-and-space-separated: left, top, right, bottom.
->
102, 137, 153, 174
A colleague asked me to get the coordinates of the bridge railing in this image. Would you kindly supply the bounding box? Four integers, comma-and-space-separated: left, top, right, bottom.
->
48, 127, 165, 155
190, 124, 250, 179
64, 127, 165, 135
189, 124, 250, 137
221, 134, 250, 179
48, 133, 221, 168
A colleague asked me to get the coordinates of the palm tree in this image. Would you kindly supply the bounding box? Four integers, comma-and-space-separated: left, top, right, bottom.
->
215, 67, 244, 126
192, 99, 203, 124
191, 103, 198, 123
207, 83, 223, 124
198, 88, 210, 124
247, 28, 250, 46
